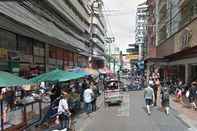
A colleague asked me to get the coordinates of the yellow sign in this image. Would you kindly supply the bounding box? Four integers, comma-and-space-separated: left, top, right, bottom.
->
0, 48, 8, 59
127, 54, 138, 60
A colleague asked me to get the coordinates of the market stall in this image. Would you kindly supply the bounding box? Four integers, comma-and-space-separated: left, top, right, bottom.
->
0, 71, 42, 131
27, 69, 88, 127
82, 68, 99, 77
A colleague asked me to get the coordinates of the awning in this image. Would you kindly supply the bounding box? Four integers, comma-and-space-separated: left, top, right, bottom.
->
68, 67, 90, 77
28, 69, 86, 83
82, 68, 99, 76
98, 67, 113, 74
0, 71, 28, 87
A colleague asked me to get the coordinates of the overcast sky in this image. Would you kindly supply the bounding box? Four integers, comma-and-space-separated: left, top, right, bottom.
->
103, 0, 146, 53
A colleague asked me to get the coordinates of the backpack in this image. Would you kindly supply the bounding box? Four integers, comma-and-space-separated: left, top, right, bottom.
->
163, 90, 169, 100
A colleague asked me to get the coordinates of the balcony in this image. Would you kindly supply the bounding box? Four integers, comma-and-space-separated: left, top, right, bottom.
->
68, 0, 89, 23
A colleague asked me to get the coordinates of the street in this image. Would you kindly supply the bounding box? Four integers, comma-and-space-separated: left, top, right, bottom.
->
78, 91, 192, 131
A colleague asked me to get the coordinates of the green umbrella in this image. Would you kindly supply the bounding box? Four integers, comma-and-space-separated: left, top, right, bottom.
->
29, 69, 84, 84
0, 71, 28, 87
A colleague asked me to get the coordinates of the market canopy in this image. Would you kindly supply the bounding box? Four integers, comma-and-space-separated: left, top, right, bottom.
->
82, 68, 99, 76
28, 69, 86, 83
0, 71, 28, 87
99, 67, 113, 74
68, 67, 90, 77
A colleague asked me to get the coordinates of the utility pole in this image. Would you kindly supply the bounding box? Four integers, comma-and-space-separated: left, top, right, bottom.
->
105, 37, 115, 69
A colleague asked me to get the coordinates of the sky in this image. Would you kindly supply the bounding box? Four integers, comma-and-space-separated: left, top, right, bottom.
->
103, 0, 146, 53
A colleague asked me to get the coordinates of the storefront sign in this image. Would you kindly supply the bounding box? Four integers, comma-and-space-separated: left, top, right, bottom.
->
0, 48, 8, 60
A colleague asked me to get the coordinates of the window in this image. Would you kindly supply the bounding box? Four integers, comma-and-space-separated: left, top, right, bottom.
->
0, 29, 16, 50
17, 36, 33, 55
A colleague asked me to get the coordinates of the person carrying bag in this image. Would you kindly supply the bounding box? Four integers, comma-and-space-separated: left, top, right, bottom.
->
56, 91, 71, 130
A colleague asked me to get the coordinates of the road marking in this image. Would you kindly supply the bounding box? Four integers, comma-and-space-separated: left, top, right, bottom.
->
117, 93, 130, 117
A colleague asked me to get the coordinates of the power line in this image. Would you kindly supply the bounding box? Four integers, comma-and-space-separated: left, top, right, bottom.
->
103, 5, 115, 38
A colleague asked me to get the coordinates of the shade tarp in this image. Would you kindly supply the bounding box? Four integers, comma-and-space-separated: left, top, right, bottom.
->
28, 69, 86, 84
82, 68, 99, 76
0, 71, 28, 87
68, 67, 90, 77
99, 67, 113, 74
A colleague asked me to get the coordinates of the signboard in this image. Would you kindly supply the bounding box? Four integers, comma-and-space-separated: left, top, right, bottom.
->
0, 48, 8, 60
127, 54, 138, 60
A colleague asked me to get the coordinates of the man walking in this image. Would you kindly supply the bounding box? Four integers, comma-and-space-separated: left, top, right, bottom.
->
144, 85, 155, 115
83, 85, 94, 116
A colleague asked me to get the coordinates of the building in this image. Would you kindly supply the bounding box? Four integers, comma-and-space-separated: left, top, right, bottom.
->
0, 0, 107, 78
155, 0, 197, 83
135, 2, 148, 61
144, 0, 158, 76
90, 0, 107, 68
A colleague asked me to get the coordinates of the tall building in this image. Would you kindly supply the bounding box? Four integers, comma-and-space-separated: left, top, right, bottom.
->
155, 0, 197, 82
89, 0, 107, 68
0, 0, 107, 78
144, 0, 157, 76
135, 2, 148, 61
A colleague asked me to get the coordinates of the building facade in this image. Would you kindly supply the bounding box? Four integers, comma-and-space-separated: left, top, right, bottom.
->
144, 0, 158, 76
90, 0, 107, 68
0, 0, 106, 78
156, 0, 197, 83
135, 2, 148, 61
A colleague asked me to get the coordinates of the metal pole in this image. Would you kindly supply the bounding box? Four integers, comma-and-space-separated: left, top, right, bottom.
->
113, 59, 115, 73
109, 42, 111, 69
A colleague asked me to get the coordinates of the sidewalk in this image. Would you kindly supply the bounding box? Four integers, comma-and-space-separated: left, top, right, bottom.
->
74, 92, 104, 131
170, 96, 197, 130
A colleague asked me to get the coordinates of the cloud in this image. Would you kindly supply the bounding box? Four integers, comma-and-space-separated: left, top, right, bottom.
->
103, 0, 146, 53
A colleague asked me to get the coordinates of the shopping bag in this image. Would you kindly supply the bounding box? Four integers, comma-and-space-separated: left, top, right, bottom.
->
55, 117, 60, 125
185, 90, 190, 98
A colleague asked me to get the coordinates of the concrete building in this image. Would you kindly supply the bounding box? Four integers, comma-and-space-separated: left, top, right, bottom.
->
0, 0, 107, 78
135, 2, 148, 61
155, 0, 197, 83
89, 0, 107, 68
144, 0, 158, 76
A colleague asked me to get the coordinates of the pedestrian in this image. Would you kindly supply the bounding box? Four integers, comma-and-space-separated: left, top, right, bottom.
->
153, 78, 160, 106
144, 85, 155, 115
91, 82, 97, 111
188, 81, 197, 110
161, 86, 170, 115
83, 84, 94, 116
56, 91, 71, 130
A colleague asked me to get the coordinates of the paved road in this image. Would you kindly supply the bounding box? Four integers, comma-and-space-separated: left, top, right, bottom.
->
78, 91, 193, 131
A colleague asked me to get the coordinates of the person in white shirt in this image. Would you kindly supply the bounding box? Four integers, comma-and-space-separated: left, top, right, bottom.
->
57, 91, 71, 130
83, 86, 94, 116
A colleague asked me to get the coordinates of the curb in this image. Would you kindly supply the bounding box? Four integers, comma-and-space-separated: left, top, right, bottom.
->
170, 97, 197, 130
